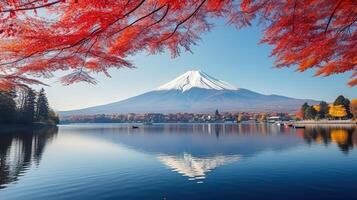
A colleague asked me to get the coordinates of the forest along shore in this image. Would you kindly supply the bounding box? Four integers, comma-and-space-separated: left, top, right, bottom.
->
0, 88, 59, 127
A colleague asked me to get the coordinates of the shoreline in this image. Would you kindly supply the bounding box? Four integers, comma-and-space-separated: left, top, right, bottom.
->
294, 120, 356, 125
59, 121, 357, 125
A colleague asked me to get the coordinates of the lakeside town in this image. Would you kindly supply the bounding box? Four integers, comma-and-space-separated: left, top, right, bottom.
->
60, 111, 291, 124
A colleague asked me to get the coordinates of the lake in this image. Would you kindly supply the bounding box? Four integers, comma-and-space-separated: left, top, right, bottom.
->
0, 123, 356, 200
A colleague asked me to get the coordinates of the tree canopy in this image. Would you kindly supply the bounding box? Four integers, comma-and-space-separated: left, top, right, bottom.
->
329, 104, 347, 118
0, 89, 16, 123
0, 87, 58, 125
298, 95, 354, 120
0, 0, 356, 89
334, 95, 353, 118
36, 88, 49, 121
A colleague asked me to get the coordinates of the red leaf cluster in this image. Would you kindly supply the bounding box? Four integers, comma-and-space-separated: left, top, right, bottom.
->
0, 0, 355, 89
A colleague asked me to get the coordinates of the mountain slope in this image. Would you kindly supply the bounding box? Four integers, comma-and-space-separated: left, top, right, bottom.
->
156, 70, 237, 91
60, 70, 318, 116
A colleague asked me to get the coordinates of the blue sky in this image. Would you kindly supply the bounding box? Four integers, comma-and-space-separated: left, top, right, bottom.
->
40, 20, 356, 111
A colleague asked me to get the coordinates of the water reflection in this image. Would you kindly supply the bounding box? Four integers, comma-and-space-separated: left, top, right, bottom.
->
63, 124, 303, 157
64, 123, 294, 136
0, 127, 58, 189
0, 123, 356, 190
57, 123, 307, 182
157, 153, 241, 183
58, 123, 357, 183
299, 126, 357, 153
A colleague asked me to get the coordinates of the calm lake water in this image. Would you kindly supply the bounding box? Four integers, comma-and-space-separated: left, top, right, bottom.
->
0, 123, 356, 200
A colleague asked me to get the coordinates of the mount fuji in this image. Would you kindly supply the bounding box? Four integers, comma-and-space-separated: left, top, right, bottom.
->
60, 70, 318, 116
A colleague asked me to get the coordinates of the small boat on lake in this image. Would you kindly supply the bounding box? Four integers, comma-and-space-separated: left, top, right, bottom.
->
275, 121, 283, 126
132, 126, 139, 129
286, 122, 294, 127
293, 125, 305, 129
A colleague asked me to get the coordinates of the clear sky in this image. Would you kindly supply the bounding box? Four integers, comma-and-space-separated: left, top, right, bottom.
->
39, 20, 356, 111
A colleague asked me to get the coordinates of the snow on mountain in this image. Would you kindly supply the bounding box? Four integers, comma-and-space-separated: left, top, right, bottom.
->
156, 70, 237, 92
59, 70, 319, 116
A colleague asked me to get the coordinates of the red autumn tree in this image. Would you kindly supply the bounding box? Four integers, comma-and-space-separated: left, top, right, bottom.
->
0, 0, 356, 89
295, 110, 304, 120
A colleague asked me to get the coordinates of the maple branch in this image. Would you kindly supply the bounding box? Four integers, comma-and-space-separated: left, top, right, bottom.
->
241, 0, 269, 14
11, 0, 42, 8
110, 0, 146, 27
324, 0, 344, 33
55, 0, 147, 50
0, 0, 146, 67
337, 14, 357, 35
136, 4, 170, 36
60, 37, 100, 85
85, 37, 98, 59
109, 4, 166, 37
160, 0, 207, 42
0, 0, 62, 13
0, 51, 40, 66
147, 5, 170, 28
78, 37, 98, 73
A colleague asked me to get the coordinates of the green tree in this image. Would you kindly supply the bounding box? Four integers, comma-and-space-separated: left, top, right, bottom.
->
305, 106, 317, 120
319, 101, 329, 119
301, 102, 310, 119
0, 89, 17, 124
35, 88, 49, 122
334, 95, 346, 106
48, 109, 60, 125
334, 95, 352, 119
20, 88, 37, 124
343, 98, 352, 119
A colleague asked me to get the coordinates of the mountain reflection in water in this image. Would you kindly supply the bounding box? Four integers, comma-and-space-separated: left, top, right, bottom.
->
157, 153, 241, 183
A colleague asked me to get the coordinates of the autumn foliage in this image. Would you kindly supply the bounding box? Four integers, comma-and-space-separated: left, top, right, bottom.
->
0, 0, 356, 89
329, 104, 347, 118
299, 95, 354, 120
295, 110, 304, 120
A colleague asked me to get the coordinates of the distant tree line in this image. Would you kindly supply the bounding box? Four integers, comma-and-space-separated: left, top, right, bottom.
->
298, 95, 357, 120
61, 111, 294, 124
0, 87, 59, 125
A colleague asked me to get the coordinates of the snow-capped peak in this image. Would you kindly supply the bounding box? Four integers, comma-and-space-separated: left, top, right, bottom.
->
156, 70, 238, 92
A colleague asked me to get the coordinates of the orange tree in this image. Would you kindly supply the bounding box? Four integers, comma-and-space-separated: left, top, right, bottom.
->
0, 0, 356, 89
329, 104, 347, 119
